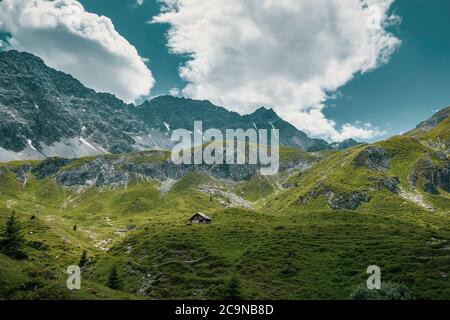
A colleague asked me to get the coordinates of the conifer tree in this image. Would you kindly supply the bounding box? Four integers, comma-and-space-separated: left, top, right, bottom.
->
107, 265, 122, 290
1, 211, 26, 258
223, 276, 242, 300
79, 249, 88, 268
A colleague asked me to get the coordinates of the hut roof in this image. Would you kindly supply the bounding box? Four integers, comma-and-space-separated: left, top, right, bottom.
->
190, 212, 212, 220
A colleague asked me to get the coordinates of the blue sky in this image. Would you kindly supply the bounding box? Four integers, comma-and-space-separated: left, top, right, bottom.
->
325, 0, 450, 138
1, 0, 449, 142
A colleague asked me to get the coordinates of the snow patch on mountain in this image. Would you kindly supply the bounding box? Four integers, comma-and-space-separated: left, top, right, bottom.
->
0, 138, 109, 162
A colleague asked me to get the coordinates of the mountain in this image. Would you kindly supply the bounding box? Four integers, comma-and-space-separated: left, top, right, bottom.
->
406, 106, 450, 151
0, 50, 330, 162
0, 106, 448, 300
329, 138, 362, 150
0, 50, 145, 160
413, 107, 450, 132
136, 96, 330, 151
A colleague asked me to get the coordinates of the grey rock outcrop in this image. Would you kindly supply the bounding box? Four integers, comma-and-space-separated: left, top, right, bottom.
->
353, 146, 389, 171
409, 154, 450, 194
297, 183, 371, 210
369, 176, 400, 193
7, 149, 308, 187
325, 190, 371, 210
32, 158, 72, 179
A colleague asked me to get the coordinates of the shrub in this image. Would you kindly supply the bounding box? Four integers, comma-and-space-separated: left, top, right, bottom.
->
350, 283, 413, 300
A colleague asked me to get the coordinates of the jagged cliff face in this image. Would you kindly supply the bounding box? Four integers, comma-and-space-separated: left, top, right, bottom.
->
53, 156, 261, 187
1, 149, 312, 188
0, 50, 332, 162
409, 152, 450, 194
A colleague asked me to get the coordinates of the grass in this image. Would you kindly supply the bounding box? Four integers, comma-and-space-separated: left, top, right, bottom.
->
377, 136, 427, 186
235, 174, 275, 202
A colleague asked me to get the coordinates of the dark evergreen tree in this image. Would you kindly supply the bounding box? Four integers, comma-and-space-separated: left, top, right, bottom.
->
107, 265, 122, 290
223, 276, 242, 300
1, 211, 26, 258
79, 249, 88, 267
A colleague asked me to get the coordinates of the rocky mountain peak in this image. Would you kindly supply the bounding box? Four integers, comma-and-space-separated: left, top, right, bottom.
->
0, 50, 338, 162
413, 106, 450, 132
249, 107, 278, 119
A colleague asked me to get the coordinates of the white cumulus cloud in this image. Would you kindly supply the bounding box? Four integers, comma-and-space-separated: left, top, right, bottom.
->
153, 0, 400, 141
169, 87, 181, 96
0, 0, 155, 103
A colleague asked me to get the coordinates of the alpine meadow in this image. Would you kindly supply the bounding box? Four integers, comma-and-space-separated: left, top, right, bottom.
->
0, 0, 449, 303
